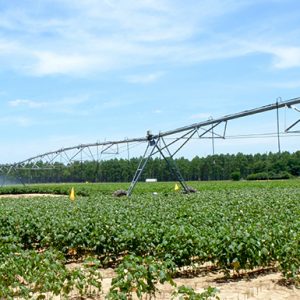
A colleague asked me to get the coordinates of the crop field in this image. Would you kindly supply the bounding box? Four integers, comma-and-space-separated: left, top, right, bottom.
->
0, 180, 300, 299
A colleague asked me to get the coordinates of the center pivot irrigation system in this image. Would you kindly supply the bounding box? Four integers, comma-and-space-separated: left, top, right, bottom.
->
1, 97, 300, 195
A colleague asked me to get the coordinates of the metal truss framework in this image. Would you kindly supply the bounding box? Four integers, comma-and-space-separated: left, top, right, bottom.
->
1, 97, 300, 194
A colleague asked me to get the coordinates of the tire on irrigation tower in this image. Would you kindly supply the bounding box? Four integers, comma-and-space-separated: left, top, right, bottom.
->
113, 189, 128, 197
185, 186, 197, 193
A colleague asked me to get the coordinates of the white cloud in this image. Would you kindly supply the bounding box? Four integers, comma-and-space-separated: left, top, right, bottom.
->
8, 96, 90, 114
31, 52, 94, 76
245, 43, 300, 69
9, 99, 46, 108
0, 39, 18, 54
270, 47, 300, 69
0, 0, 269, 76
101, 100, 124, 109
97, 99, 137, 110
0, 116, 32, 127
0, 0, 299, 76
126, 72, 164, 84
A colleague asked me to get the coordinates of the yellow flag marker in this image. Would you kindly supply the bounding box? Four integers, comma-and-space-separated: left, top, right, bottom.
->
70, 187, 75, 201
174, 183, 180, 191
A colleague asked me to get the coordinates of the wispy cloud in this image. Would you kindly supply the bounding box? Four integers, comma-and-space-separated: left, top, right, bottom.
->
1, 0, 292, 76
0, 39, 18, 54
7, 96, 138, 123
242, 42, 300, 69
269, 46, 300, 69
9, 99, 47, 108
0, 116, 33, 127
32, 52, 95, 76
101, 100, 124, 109
0, 0, 298, 79
97, 99, 138, 110
126, 72, 164, 84
8, 96, 90, 113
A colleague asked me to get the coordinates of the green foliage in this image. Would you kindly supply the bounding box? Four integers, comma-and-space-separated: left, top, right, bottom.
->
247, 171, 293, 180
0, 245, 102, 299
0, 180, 300, 297
247, 172, 269, 180
269, 171, 293, 180
107, 255, 175, 299
173, 285, 220, 300
2, 150, 300, 183
230, 171, 241, 181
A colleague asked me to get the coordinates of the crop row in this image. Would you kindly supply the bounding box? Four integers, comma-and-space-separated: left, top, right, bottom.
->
1, 179, 299, 196
0, 183, 300, 297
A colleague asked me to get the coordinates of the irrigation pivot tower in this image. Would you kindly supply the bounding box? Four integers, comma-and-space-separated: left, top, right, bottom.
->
127, 97, 300, 195
1, 97, 300, 195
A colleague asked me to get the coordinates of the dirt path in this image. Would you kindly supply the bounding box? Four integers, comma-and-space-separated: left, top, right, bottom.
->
98, 268, 300, 300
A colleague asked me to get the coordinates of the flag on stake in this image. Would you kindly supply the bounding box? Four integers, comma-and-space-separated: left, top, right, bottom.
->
70, 187, 75, 201
174, 183, 180, 191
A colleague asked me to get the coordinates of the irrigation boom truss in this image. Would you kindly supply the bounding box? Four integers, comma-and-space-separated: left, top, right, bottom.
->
1, 97, 300, 195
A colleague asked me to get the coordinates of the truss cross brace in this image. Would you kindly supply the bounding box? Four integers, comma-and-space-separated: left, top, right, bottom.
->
127, 135, 190, 196
285, 105, 300, 133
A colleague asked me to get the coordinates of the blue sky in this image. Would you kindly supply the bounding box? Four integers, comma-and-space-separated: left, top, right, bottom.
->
1, 0, 300, 163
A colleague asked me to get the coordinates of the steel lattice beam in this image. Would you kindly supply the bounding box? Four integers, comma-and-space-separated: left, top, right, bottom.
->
0, 97, 300, 192
2, 97, 299, 168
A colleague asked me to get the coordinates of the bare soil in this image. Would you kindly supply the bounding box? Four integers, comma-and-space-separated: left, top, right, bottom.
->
63, 265, 300, 299
99, 268, 300, 300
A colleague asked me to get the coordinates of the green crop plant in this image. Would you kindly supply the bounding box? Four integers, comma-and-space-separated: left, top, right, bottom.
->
107, 255, 175, 299
0, 180, 300, 297
172, 285, 220, 300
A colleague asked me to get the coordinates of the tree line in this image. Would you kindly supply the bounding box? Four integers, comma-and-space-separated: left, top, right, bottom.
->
8, 151, 300, 184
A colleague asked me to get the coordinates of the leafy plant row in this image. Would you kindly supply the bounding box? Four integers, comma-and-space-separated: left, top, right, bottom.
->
0, 242, 102, 299
1, 178, 299, 196
0, 182, 300, 297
